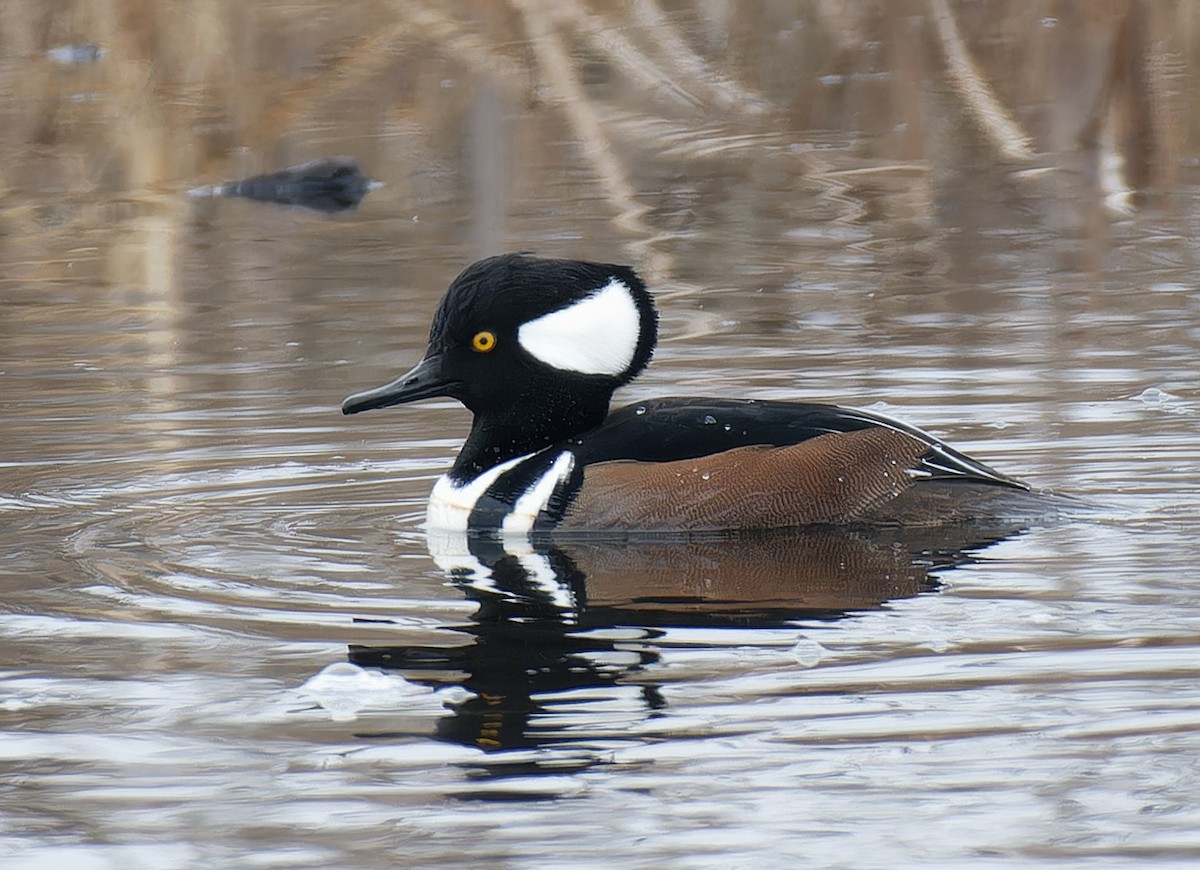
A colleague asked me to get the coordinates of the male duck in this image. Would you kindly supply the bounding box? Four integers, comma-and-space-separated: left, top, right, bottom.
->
343, 254, 1059, 534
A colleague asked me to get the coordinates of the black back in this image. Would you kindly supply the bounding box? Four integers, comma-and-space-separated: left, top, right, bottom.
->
573, 398, 879, 463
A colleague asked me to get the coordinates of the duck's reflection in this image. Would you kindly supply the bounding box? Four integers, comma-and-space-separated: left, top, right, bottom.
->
349, 523, 1025, 756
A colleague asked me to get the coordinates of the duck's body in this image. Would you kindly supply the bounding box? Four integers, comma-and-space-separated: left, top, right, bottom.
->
343, 254, 1060, 534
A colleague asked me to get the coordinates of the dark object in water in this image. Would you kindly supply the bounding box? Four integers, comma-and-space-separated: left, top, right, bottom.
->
188, 157, 382, 213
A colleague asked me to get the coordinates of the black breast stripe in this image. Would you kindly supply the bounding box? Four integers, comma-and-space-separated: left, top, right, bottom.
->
467, 449, 581, 532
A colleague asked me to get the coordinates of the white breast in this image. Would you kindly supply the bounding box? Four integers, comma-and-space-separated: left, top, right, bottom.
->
427, 453, 528, 534
426, 450, 576, 535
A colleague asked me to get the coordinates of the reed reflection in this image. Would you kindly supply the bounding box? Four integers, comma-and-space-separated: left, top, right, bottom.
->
349, 523, 1027, 756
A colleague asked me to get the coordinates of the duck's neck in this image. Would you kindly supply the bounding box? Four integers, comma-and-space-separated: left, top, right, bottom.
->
449, 396, 610, 482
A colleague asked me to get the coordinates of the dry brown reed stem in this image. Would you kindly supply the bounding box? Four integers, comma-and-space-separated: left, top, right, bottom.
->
1083, 3, 1177, 208
393, 0, 530, 86
927, 0, 1036, 162
628, 0, 769, 114
554, 0, 705, 113
512, 0, 674, 282
247, 1, 529, 148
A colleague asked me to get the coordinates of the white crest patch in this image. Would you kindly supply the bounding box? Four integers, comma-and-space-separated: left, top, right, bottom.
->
517, 278, 641, 375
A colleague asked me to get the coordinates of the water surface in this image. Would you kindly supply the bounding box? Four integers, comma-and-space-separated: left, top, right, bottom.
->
3, 4, 1200, 867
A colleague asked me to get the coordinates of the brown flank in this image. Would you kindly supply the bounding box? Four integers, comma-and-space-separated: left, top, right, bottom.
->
561, 428, 933, 530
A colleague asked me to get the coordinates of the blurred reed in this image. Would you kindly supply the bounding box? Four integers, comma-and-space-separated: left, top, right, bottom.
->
0, 0, 1196, 293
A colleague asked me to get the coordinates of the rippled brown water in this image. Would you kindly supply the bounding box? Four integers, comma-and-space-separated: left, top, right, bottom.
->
4, 3, 1200, 867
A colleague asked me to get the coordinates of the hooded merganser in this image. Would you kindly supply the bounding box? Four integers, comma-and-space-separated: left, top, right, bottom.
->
342, 254, 1060, 534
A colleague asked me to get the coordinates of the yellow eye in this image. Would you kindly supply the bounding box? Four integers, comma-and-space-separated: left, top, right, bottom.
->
471, 330, 497, 353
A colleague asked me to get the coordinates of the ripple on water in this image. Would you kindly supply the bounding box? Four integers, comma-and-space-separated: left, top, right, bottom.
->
4, 375, 1199, 868
33, 456, 474, 644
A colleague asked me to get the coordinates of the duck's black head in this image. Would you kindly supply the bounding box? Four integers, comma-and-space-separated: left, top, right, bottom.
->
342, 254, 658, 477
